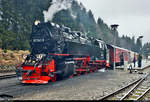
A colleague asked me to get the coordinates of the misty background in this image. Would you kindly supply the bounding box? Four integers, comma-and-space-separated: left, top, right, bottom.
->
78, 0, 150, 44
0, 0, 150, 56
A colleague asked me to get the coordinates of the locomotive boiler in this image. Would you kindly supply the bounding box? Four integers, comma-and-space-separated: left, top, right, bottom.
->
16, 21, 108, 84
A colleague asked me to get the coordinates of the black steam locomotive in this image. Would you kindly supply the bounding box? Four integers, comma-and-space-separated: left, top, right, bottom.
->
30, 21, 106, 58
16, 21, 108, 84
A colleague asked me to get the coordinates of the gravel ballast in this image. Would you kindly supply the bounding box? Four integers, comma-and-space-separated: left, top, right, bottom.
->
14, 69, 147, 100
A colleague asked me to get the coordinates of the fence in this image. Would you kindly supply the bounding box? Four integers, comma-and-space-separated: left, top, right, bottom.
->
0, 65, 16, 73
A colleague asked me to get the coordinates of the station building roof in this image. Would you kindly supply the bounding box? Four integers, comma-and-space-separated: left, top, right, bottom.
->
107, 44, 129, 52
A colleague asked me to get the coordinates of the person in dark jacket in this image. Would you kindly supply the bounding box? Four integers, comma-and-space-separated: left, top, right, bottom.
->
138, 54, 142, 68
120, 52, 124, 66
133, 53, 136, 67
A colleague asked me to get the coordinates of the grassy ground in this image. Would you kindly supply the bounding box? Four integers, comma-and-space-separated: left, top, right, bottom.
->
0, 49, 29, 66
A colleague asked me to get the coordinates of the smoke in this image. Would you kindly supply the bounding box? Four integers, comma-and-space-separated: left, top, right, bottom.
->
0, 0, 2, 20
70, 12, 76, 19
0, 12, 2, 20
43, 0, 73, 22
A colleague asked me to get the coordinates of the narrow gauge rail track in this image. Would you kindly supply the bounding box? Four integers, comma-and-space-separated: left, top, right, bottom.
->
100, 72, 150, 100
0, 74, 16, 80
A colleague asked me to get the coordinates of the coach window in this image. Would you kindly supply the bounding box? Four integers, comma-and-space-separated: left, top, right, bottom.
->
117, 50, 119, 57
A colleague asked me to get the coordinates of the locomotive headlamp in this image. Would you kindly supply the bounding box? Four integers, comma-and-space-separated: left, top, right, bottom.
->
34, 20, 40, 25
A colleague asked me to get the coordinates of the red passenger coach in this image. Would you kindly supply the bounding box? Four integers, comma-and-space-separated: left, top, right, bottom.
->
107, 44, 129, 68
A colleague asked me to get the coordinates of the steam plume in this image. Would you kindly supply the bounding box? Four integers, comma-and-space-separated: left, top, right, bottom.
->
43, 0, 73, 22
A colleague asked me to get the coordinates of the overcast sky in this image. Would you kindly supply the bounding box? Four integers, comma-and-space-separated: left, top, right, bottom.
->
78, 0, 150, 44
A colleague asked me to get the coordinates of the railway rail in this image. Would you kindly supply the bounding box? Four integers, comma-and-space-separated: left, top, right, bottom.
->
99, 72, 150, 100
0, 74, 16, 80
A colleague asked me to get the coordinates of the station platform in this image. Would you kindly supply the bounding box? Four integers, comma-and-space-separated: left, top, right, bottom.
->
116, 60, 150, 70
129, 60, 150, 70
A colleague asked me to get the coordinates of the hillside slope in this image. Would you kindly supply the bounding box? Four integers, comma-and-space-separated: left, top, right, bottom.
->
0, 49, 29, 66
0, 0, 139, 52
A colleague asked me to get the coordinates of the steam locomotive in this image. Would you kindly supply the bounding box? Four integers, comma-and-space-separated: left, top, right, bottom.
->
16, 21, 109, 84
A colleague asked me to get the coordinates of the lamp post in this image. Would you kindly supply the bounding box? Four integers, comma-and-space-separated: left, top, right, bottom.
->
111, 24, 119, 46
111, 24, 119, 70
138, 35, 143, 54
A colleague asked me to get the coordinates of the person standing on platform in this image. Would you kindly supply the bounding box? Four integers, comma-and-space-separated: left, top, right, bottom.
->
138, 54, 142, 68
133, 53, 136, 67
120, 52, 124, 66
129, 52, 133, 73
